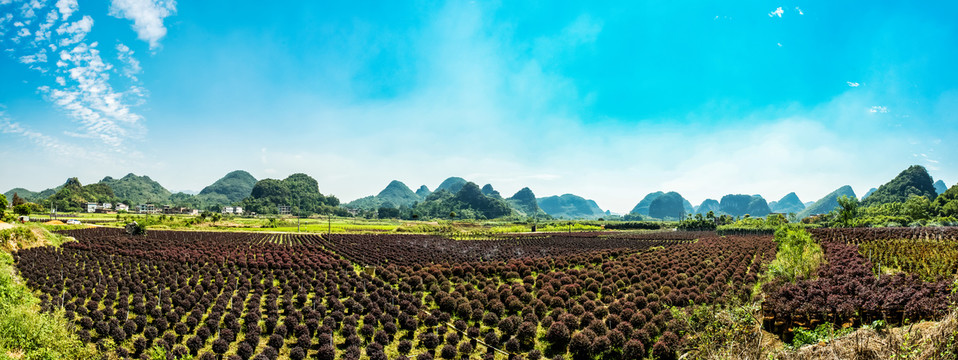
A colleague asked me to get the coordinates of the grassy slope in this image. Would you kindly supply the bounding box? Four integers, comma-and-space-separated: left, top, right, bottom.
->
0, 224, 99, 360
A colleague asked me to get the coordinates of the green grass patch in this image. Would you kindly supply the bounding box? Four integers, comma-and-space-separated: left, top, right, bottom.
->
0, 225, 98, 360
790, 322, 854, 348
765, 225, 824, 283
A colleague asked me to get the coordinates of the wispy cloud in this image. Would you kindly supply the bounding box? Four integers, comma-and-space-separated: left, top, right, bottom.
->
115, 42, 141, 80
795, 7, 804, 15
769, 7, 784, 18
0, 109, 103, 160
915, 153, 941, 171
108, 0, 176, 50
869, 105, 888, 113
0, 0, 153, 156
847, 81, 860, 87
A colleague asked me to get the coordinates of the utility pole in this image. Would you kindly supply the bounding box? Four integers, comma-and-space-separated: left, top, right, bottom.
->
532, 201, 539, 233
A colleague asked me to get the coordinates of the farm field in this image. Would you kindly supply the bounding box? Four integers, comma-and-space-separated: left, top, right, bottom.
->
9, 226, 958, 359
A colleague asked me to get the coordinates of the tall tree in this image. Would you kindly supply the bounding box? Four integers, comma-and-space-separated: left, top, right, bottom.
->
12, 192, 25, 206
836, 195, 859, 226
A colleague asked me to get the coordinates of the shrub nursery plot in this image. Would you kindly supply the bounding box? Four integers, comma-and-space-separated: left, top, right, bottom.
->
763, 228, 958, 339
812, 227, 958, 280
14, 228, 775, 359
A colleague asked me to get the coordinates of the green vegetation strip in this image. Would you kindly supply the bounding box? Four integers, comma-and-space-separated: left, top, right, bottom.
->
0, 226, 98, 360
764, 225, 824, 284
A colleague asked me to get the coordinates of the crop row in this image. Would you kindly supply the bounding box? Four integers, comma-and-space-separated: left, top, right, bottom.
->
809, 227, 958, 244
319, 232, 704, 267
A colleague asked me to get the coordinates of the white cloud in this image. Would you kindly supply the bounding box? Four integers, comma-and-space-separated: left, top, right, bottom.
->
108, 0, 176, 49
777, 42, 782, 47
847, 81, 860, 87
19, 0, 43, 19
33, 40, 145, 150
55, 0, 78, 20
18, 48, 45, 63
115, 42, 141, 80
55, 15, 92, 47
796, 7, 804, 15
769, 7, 784, 18
869, 105, 888, 113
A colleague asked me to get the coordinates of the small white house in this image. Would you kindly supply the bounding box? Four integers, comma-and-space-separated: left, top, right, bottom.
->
115, 203, 129, 212
101, 203, 112, 209
222, 206, 244, 215
86, 202, 98, 213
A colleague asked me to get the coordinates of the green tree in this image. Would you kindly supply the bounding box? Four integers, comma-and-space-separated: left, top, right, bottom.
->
378, 207, 400, 219
13, 204, 32, 216
836, 195, 859, 226
903, 195, 932, 221
933, 183, 958, 218
0, 194, 7, 213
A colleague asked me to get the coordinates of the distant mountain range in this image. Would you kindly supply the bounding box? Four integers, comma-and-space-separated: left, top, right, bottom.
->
344, 177, 602, 219
4, 165, 951, 220
4, 170, 258, 212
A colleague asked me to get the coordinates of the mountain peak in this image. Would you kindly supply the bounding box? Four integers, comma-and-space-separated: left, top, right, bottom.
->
415, 185, 431, 198
770, 192, 805, 213
935, 180, 948, 197
799, 185, 856, 217
537, 193, 605, 219
480, 184, 501, 198
199, 170, 258, 203
862, 165, 936, 206
436, 177, 468, 193
376, 180, 418, 207
648, 191, 687, 220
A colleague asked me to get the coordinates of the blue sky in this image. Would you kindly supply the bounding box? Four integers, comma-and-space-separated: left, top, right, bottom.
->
1, 0, 956, 213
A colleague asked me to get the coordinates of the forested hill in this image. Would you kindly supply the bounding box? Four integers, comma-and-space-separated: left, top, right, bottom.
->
98, 174, 171, 205
537, 194, 605, 219
199, 170, 257, 203
798, 185, 857, 218
862, 165, 937, 206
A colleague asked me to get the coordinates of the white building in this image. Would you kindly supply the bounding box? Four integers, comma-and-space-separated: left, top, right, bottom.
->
115, 203, 129, 212
86, 202, 98, 213
222, 206, 245, 215
137, 204, 157, 214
